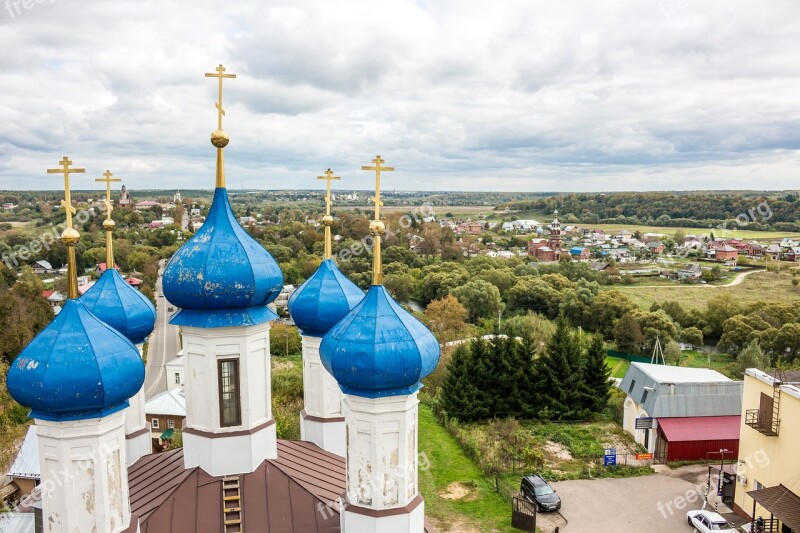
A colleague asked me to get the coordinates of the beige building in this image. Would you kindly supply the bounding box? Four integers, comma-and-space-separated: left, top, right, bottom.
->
733, 368, 800, 532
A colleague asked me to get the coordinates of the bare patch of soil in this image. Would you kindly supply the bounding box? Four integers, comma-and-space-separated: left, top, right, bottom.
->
545, 440, 573, 461
438, 481, 478, 502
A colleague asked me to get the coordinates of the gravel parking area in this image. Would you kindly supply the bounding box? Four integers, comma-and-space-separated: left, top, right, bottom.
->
538, 473, 707, 533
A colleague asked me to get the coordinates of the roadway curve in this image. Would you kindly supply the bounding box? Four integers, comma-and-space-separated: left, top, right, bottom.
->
630, 268, 762, 289
143, 259, 181, 399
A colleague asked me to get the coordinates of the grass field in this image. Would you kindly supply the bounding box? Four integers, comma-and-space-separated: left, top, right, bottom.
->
677, 350, 738, 377
613, 270, 800, 310
586, 223, 800, 241
419, 405, 517, 532
606, 357, 631, 379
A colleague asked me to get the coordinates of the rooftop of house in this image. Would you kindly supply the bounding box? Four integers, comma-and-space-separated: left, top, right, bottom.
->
6, 426, 39, 480
128, 441, 435, 532
620, 363, 743, 418
144, 388, 186, 417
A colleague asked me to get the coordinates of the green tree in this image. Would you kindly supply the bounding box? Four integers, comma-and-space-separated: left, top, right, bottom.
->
439, 344, 484, 422
500, 312, 555, 355
451, 279, 504, 323
772, 323, 800, 362
613, 312, 644, 354
535, 319, 588, 420
636, 310, 678, 353
384, 272, 415, 302
14, 266, 44, 299
681, 327, 704, 350
735, 340, 767, 376
507, 277, 562, 319
589, 290, 638, 338
664, 340, 683, 365
270, 323, 302, 356
419, 263, 469, 305
582, 334, 611, 413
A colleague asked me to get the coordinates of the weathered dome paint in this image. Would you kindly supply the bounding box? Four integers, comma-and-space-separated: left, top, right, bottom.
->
320, 285, 440, 398
81, 269, 156, 344
163, 187, 283, 327
288, 259, 364, 337
7, 299, 145, 421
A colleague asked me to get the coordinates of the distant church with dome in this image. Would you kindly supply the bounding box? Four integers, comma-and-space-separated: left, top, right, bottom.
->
6, 65, 440, 533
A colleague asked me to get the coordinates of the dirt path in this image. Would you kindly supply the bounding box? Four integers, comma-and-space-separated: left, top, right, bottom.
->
632, 268, 760, 289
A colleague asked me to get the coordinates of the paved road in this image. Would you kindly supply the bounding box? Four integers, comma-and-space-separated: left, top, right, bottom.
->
143, 260, 180, 399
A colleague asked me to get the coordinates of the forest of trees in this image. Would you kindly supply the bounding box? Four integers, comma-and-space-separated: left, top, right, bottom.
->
439, 320, 612, 421
501, 191, 800, 231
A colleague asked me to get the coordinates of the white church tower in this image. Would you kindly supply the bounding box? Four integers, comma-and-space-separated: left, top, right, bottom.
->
7, 157, 145, 533
161, 64, 285, 477
321, 156, 441, 532
81, 169, 157, 467
288, 168, 364, 457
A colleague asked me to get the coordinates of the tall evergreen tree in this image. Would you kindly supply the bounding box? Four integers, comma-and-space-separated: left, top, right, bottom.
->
439, 344, 482, 422
582, 334, 612, 413
536, 318, 588, 419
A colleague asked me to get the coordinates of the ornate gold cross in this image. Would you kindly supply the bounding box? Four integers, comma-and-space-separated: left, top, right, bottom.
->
317, 168, 341, 260
362, 155, 394, 285
205, 64, 236, 130
95, 170, 121, 221
48, 156, 84, 298
362, 155, 393, 221
317, 168, 341, 215
47, 156, 85, 230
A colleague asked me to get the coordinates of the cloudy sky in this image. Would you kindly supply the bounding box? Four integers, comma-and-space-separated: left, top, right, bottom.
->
1, 0, 799, 192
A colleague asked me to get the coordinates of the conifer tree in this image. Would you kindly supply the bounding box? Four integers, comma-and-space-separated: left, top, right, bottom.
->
536, 318, 587, 419
439, 344, 481, 421
582, 333, 612, 413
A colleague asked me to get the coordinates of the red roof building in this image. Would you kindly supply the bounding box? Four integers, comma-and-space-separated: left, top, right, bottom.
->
655, 415, 741, 462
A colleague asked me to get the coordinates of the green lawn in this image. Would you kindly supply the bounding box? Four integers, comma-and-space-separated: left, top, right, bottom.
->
419, 405, 517, 532
677, 350, 738, 378
612, 270, 800, 310
606, 357, 631, 379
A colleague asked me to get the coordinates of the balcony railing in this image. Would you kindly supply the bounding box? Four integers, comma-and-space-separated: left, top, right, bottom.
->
745, 409, 779, 437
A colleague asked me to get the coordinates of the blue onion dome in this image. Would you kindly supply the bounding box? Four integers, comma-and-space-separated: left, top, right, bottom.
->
289, 259, 364, 337
7, 299, 145, 422
81, 269, 156, 344
162, 187, 283, 328
320, 285, 440, 398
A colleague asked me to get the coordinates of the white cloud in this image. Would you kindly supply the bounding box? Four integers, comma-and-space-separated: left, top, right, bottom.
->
0, 0, 798, 192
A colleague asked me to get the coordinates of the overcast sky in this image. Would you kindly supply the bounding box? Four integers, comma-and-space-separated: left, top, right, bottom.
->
1, 0, 798, 192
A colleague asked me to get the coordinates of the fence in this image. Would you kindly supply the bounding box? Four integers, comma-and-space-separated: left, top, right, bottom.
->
606, 350, 651, 364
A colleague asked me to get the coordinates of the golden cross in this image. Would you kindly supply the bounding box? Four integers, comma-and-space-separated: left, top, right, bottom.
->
317, 168, 341, 216
205, 64, 236, 130
47, 156, 85, 229
95, 170, 121, 221
362, 155, 394, 221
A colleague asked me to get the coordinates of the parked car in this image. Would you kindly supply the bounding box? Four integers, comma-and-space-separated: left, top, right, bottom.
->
520, 475, 561, 512
687, 510, 736, 532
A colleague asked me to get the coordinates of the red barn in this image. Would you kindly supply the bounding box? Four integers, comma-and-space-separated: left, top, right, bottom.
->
655, 415, 740, 462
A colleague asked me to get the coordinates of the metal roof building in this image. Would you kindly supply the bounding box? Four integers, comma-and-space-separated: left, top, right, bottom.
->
621, 363, 744, 461
620, 363, 743, 418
